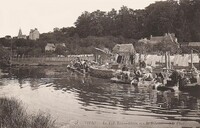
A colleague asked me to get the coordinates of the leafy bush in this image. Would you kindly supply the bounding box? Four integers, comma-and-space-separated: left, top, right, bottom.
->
0, 97, 56, 128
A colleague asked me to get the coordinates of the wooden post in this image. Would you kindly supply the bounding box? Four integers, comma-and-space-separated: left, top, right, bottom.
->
133, 54, 136, 70
191, 50, 193, 69
199, 59, 200, 70
139, 53, 141, 69
165, 51, 169, 69
95, 54, 98, 63
168, 52, 171, 69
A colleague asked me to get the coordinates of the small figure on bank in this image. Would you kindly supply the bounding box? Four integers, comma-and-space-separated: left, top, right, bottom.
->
139, 59, 146, 69
134, 67, 142, 81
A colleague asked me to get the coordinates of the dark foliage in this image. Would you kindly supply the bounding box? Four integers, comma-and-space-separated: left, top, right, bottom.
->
0, 97, 56, 128
0, 0, 199, 56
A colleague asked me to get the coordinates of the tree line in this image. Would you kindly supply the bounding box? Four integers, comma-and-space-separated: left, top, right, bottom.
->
74, 0, 200, 42
41, 0, 200, 53
40, 0, 200, 53
0, 0, 199, 64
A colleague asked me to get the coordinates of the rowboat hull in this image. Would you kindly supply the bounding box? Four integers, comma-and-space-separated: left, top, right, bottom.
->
88, 66, 115, 79
179, 83, 200, 92
67, 65, 87, 75
110, 77, 131, 84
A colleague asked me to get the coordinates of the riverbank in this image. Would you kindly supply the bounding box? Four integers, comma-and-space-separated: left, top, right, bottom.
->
10, 55, 94, 66
0, 97, 56, 128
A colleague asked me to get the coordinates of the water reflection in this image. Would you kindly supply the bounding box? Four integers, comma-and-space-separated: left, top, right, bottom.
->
55, 70, 200, 122
1, 66, 200, 124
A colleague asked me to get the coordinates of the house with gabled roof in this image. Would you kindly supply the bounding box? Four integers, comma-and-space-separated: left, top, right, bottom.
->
180, 42, 200, 53
188, 42, 200, 47
138, 33, 180, 54
45, 43, 56, 52
112, 44, 136, 55
149, 33, 178, 45
149, 36, 163, 44
112, 44, 136, 65
138, 33, 179, 46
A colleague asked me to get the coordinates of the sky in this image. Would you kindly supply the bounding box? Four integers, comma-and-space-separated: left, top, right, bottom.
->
0, 0, 161, 38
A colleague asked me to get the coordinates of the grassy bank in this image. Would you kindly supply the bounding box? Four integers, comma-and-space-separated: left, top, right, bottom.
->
0, 97, 56, 128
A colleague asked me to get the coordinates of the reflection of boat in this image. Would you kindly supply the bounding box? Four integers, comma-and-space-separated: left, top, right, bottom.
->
131, 78, 155, 87
138, 80, 155, 86
88, 66, 115, 79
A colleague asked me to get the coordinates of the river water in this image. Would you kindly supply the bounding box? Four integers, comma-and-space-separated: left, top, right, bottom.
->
0, 66, 200, 128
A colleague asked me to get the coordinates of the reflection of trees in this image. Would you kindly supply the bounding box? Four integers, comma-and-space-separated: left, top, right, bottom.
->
67, 78, 200, 117
17, 77, 43, 90
151, 91, 199, 114
10, 67, 46, 79
18, 78, 23, 88
8, 67, 70, 89
8, 67, 200, 121
9, 67, 47, 89
52, 73, 157, 110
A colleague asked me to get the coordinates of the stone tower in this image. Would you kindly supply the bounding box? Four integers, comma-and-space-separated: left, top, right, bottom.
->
18, 28, 22, 37
17, 28, 27, 39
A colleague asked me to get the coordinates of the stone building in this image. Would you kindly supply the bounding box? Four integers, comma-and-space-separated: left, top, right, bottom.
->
17, 28, 27, 39
29, 28, 40, 40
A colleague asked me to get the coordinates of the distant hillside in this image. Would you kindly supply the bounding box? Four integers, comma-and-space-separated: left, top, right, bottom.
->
0, 0, 199, 57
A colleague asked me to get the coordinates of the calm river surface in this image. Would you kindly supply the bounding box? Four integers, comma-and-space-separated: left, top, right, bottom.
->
0, 66, 200, 128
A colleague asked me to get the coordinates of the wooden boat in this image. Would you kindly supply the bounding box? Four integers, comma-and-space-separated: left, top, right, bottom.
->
88, 66, 115, 79
110, 77, 131, 84
154, 84, 179, 92
110, 70, 133, 84
152, 77, 200, 92
178, 49, 200, 92
179, 83, 200, 92
67, 65, 87, 75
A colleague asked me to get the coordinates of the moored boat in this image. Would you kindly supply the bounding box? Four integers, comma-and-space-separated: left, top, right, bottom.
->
110, 70, 133, 84
67, 66, 86, 74
88, 66, 116, 79
179, 83, 200, 92
110, 77, 131, 84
